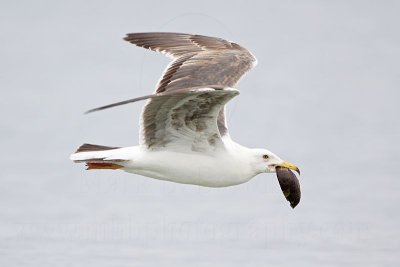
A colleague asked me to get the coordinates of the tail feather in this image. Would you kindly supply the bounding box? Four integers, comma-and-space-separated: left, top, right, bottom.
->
75, 143, 120, 153
86, 162, 124, 170
71, 143, 128, 170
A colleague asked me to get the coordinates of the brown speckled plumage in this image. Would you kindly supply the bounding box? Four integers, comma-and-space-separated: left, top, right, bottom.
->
86, 32, 256, 150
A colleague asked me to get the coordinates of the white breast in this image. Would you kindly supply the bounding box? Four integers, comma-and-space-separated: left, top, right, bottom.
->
123, 148, 256, 187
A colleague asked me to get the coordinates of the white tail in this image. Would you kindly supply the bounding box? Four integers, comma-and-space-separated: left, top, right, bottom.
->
70, 143, 133, 170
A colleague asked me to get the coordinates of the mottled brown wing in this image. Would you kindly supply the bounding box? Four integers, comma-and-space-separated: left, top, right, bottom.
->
124, 32, 256, 94
154, 50, 255, 94
86, 33, 256, 142
140, 88, 239, 151
124, 32, 257, 137
124, 32, 234, 58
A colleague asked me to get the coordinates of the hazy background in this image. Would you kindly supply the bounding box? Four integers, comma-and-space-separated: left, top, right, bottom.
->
1, 0, 399, 266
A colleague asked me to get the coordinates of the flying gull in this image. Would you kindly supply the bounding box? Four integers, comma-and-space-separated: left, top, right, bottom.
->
70, 32, 301, 208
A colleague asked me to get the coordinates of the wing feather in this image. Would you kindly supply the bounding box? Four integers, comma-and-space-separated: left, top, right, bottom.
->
123, 32, 257, 94
87, 32, 257, 145
140, 89, 239, 151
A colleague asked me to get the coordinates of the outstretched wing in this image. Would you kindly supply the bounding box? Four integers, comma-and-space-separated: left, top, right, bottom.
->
140, 88, 239, 152
124, 32, 256, 143
123, 32, 257, 94
86, 32, 257, 148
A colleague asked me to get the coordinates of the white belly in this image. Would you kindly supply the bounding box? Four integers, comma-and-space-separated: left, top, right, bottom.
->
123, 150, 256, 187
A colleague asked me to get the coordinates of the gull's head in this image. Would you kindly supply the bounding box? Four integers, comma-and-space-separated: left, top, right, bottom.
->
252, 149, 300, 175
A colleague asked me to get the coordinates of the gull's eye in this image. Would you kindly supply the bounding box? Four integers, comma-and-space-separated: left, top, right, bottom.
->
263, 154, 269, 160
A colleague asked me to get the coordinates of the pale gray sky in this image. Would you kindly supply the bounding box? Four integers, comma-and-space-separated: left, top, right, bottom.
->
1, 1, 399, 266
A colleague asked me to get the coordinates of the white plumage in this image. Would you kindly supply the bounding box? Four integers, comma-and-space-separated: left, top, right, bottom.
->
70, 32, 300, 193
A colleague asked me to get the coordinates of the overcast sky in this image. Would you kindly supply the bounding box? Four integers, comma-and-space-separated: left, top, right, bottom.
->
1, 1, 399, 266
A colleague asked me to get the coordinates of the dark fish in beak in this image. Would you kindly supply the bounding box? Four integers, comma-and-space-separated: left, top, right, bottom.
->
276, 166, 301, 208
